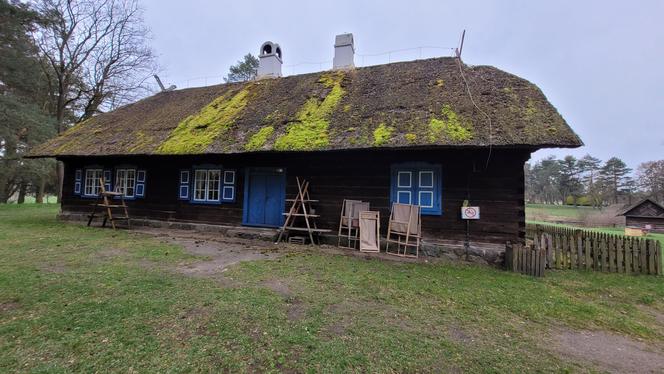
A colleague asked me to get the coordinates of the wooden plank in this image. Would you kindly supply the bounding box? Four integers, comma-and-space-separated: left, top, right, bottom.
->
530, 247, 536, 276
576, 232, 582, 269
601, 236, 608, 272
609, 235, 616, 273
640, 239, 647, 275
555, 234, 562, 269
546, 234, 553, 269
594, 234, 600, 271
657, 241, 663, 276
584, 236, 591, 271
617, 237, 624, 273
625, 237, 632, 273
648, 240, 656, 275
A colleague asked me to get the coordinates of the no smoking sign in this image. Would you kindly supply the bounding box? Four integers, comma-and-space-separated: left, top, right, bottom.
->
461, 206, 480, 220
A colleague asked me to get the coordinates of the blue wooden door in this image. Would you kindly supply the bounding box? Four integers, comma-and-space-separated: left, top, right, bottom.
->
243, 169, 285, 227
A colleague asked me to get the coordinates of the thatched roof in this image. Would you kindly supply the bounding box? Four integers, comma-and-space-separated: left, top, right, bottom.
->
30, 57, 582, 157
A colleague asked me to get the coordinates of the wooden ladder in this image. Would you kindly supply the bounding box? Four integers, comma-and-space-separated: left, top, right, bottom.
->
87, 177, 130, 230
276, 177, 330, 244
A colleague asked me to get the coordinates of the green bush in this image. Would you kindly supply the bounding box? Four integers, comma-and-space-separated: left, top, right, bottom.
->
564, 195, 592, 206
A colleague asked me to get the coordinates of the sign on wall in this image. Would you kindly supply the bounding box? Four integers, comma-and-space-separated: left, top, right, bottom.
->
461, 206, 480, 220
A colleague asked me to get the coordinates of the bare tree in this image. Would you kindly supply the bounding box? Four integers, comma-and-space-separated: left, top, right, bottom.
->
32, 0, 157, 200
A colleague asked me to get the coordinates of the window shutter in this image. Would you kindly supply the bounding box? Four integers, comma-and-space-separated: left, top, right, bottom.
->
74, 169, 82, 195
136, 169, 146, 197
103, 169, 112, 192
179, 170, 189, 200
390, 163, 442, 215
222, 170, 236, 202
394, 170, 413, 204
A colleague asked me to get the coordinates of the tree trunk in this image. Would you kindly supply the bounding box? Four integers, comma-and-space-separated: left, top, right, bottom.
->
56, 161, 64, 202
36, 177, 46, 203
17, 182, 27, 204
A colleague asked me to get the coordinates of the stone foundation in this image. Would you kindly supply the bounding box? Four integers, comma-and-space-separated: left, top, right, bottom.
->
58, 212, 505, 266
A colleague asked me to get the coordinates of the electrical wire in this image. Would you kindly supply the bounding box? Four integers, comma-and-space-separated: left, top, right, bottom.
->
456, 57, 493, 169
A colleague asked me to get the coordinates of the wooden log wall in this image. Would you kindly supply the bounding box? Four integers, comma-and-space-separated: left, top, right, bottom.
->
59, 148, 531, 244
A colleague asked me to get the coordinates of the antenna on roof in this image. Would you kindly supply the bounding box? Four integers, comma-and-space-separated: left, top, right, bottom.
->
455, 29, 466, 59
153, 75, 176, 92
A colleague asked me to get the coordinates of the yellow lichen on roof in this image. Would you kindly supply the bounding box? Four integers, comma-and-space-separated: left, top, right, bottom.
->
156, 85, 252, 154
274, 71, 345, 151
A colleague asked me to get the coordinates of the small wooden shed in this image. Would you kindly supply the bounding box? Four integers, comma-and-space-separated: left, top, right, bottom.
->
618, 198, 664, 233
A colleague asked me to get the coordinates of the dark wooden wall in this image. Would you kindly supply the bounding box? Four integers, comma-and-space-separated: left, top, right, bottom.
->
626, 217, 664, 233
60, 148, 531, 244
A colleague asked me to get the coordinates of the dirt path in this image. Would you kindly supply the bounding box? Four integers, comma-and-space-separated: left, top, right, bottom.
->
552, 328, 664, 373
133, 227, 286, 278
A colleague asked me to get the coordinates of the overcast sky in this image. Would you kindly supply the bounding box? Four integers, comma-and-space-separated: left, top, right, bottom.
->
141, 0, 663, 168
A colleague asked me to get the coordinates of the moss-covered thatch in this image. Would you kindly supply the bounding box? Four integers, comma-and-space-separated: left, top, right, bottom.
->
30, 57, 582, 157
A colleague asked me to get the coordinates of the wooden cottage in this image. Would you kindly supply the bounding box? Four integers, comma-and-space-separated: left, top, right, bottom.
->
30, 54, 582, 261
618, 198, 664, 233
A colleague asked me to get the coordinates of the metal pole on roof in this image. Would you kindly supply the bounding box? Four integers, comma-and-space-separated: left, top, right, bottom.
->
455, 29, 466, 59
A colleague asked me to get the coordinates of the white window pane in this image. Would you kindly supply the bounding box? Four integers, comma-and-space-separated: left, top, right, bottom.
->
207, 170, 220, 201
194, 170, 207, 200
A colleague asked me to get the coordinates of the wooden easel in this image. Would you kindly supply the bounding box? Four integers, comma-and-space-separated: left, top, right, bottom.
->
276, 177, 330, 244
87, 177, 130, 230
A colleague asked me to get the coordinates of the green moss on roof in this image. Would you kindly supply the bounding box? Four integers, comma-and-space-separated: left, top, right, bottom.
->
428, 105, 473, 142
274, 72, 345, 151
128, 130, 154, 153
156, 85, 252, 154
405, 133, 417, 143
245, 126, 274, 151
373, 123, 394, 146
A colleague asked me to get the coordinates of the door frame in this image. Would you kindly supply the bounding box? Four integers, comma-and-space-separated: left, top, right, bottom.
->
242, 167, 286, 228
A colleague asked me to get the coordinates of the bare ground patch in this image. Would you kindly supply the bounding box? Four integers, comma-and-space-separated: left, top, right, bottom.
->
551, 328, 664, 373
133, 228, 286, 278
0, 301, 20, 313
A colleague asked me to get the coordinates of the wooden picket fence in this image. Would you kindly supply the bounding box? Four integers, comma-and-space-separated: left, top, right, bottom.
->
525, 224, 662, 275
505, 243, 546, 277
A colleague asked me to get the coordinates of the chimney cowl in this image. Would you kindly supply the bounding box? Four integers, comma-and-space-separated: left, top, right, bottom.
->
257, 41, 282, 78
333, 33, 355, 70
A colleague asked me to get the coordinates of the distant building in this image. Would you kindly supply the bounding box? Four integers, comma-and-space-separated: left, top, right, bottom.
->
618, 198, 664, 233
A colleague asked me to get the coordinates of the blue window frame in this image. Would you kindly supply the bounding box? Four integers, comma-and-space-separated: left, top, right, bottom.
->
103, 170, 112, 192
390, 162, 442, 215
192, 167, 222, 204
74, 169, 82, 195
135, 169, 146, 197
180, 166, 236, 204
222, 170, 236, 202
83, 168, 103, 197
179, 170, 190, 200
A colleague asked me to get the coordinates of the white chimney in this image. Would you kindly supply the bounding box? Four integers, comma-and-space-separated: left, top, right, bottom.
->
257, 41, 282, 78
333, 33, 355, 70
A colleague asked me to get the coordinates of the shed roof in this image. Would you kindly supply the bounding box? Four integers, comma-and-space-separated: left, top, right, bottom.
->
30, 57, 582, 157
617, 198, 664, 218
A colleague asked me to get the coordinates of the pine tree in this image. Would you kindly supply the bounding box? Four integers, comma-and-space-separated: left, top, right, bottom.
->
0, 0, 56, 203
600, 157, 632, 204
224, 54, 259, 83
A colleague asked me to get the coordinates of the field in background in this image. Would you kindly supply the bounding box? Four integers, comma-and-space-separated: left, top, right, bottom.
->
5, 196, 58, 204
526, 203, 625, 228
1, 204, 664, 372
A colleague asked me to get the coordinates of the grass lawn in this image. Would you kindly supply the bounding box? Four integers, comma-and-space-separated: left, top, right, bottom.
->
1, 205, 664, 372
526, 203, 595, 220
